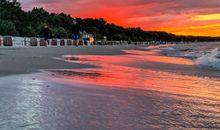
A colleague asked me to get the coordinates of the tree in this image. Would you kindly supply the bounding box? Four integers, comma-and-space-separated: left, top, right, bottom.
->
0, 20, 18, 36
21, 25, 37, 37
52, 27, 69, 38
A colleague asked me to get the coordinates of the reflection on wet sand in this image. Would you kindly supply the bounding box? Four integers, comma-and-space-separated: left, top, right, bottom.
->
52, 49, 220, 101
46, 48, 220, 129
1, 46, 220, 129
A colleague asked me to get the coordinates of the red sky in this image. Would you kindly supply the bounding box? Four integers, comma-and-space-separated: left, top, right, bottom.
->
20, 0, 220, 36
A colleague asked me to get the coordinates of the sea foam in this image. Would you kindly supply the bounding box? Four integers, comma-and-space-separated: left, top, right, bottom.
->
196, 48, 220, 69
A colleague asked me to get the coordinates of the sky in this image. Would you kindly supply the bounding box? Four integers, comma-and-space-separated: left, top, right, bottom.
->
19, 0, 220, 36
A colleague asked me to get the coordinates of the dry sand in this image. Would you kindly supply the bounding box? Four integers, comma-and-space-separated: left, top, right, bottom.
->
0, 45, 141, 76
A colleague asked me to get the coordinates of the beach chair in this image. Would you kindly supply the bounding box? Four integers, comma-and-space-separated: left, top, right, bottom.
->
40, 39, 48, 46
30, 38, 38, 46
51, 39, 58, 46
3, 36, 13, 46
60, 39, 66, 46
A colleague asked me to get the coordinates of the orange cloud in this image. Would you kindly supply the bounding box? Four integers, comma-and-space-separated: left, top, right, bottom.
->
21, 0, 220, 36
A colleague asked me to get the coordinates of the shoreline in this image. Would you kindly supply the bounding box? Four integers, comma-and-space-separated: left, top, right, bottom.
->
0, 43, 220, 129
0, 45, 145, 77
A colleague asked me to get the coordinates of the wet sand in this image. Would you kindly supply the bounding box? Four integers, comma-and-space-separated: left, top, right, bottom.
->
0, 44, 220, 130
2, 73, 220, 130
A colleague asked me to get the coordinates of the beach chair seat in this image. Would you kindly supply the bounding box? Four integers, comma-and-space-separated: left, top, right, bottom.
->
51, 39, 58, 46
40, 39, 47, 46
30, 38, 38, 46
3, 36, 13, 46
60, 39, 65, 46
67, 39, 72, 46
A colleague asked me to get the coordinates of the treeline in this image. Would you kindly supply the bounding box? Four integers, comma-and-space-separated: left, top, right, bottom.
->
0, 0, 220, 42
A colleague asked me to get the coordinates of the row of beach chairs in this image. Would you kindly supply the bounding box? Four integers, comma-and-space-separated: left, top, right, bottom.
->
0, 36, 179, 47
0, 36, 91, 47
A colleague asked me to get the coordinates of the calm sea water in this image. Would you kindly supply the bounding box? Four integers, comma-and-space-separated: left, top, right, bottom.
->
0, 42, 220, 129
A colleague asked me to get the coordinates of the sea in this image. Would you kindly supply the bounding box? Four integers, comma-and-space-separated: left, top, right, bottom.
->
0, 42, 219, 130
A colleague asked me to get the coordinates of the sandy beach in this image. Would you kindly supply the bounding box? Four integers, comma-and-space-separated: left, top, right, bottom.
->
0, 45, 140, 76
0, 44, 220, 130
2, 0, 220, 129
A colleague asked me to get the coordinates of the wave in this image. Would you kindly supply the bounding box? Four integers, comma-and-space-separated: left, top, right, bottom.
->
159, 46, 176, 51
196, 48, 220, 69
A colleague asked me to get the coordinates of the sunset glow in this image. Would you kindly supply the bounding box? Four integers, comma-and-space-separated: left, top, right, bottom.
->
57, 52, 220, 100
21, 0, 220, 36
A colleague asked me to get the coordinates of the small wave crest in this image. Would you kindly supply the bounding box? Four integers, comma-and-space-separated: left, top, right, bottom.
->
160, 46, 176, 51
196, 48, 220, 69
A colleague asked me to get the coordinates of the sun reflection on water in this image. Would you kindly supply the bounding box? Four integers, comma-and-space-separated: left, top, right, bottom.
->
51, 49, 220, 101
